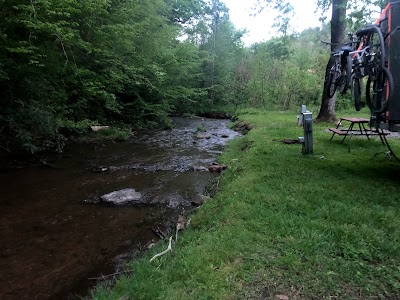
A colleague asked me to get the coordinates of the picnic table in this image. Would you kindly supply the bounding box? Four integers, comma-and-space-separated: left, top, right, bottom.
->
329, 117, 383, 144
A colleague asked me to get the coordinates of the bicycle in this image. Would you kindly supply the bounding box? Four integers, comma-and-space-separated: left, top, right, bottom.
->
354, 24, 397, 113
322, 20, 395, 113
355, 24, 386, 81
346, 32, 368, 111
349, 24, 391, 112
365, 66, 394, 113
347, 32, 375, 111
323, 44, 353, 98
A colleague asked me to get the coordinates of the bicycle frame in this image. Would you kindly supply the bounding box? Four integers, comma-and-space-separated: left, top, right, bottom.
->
350, 45, 372, 79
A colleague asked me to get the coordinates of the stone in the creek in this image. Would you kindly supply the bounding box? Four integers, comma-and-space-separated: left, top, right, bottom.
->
92, 166, 109, 173
90, 125, 110, 132
196, 133, 212, 139
101, 188, 142, 205
193, 166, 209, 172
208, 162, 227, 173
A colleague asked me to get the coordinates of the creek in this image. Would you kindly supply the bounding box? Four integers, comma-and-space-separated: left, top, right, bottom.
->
0, 117, 239, 299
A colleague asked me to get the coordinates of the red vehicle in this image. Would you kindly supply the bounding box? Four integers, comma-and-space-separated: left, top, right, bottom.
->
371, 0, 400, 129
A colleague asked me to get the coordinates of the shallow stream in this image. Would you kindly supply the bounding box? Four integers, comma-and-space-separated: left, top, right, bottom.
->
0, 117, 239, 299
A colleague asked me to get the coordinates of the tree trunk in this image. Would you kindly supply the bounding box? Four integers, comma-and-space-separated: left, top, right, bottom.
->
317, 0, 348, 122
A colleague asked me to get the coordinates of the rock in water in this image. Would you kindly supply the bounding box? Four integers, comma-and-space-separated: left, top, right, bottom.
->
208, 163, 227, 173
193, 166, 208, 172
101, 188, 142, 205
90, 125, 110, 132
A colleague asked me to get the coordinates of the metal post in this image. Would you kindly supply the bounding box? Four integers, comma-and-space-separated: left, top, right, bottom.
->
303, 112, 313, 154
297, 105, 313, 154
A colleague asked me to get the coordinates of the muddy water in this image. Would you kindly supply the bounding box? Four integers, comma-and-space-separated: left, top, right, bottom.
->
0, 117, 239, 300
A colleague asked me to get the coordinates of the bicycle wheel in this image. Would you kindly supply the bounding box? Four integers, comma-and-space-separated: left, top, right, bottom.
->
364, 25, 386, 81
366, 67, 393, 113
352, 75, 364, 111
338, 55, 352, 94
325, 57, 339, 98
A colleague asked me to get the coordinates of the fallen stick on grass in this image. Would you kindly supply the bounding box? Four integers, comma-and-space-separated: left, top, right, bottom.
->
88, 269, 132, 280
149, 236, 173, 262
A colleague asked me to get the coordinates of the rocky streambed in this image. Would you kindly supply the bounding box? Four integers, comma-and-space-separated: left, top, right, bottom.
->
0, 117, 240, 299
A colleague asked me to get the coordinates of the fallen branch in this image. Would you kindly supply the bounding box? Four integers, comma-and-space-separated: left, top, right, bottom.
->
88, 269, 133, 280
151, 226, 165, 239
149, 236, 173, 262
0, 143, 11, 153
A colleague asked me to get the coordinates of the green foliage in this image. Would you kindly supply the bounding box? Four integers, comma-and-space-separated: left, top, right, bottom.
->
347, 0, 387, 31
336, 93, 354, 110
196, 124, 207, 132
194, 0, 247, 111
1, 100, 65, 153
0, 0, 217, 153
241, 31, 328, 110
81, 127, 132, 142
165, 0, 207, 25
61, 119, 94, 135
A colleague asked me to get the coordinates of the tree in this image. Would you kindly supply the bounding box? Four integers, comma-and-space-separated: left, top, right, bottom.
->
316, 0, 391, 121
198, 0, 246, 110
0, 0, 213, 153
257, 0, 384, 120
165, 0, 206, 25
317, 0, 348, 122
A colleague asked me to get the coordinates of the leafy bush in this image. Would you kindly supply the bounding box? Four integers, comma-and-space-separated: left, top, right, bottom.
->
1, 100, 65, 153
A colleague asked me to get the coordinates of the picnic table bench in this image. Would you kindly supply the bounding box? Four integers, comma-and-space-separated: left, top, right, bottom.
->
329, 117, 383, 144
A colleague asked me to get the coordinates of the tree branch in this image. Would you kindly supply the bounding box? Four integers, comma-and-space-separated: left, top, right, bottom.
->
54, 34, 69, 70
149, 236, 173, 262
88, 269, 133, 280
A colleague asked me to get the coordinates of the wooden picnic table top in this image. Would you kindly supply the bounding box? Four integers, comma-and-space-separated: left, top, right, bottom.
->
340, 117, 369, 123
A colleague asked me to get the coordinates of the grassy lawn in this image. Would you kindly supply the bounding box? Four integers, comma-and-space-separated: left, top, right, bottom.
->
92, 109, 400, 300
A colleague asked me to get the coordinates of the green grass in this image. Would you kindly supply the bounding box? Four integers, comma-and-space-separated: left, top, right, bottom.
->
92, 110, 400, 300
79, 127, 133, 142
196, 124, 207, 132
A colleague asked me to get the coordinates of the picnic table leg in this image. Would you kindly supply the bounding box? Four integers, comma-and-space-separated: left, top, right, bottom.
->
330, 119, 342, 141
341, 122, 354, 144
360, 123, 370, 140
330, 132, 336, 141
378, 129, 386, 145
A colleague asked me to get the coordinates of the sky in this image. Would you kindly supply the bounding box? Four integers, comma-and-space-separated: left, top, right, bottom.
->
221, 0, 327, 45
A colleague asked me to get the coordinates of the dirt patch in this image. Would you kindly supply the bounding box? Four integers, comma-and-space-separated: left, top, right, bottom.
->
198, 112, 232, 119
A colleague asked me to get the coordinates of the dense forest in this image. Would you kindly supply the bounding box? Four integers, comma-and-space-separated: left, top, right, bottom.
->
0, 0, 381, 154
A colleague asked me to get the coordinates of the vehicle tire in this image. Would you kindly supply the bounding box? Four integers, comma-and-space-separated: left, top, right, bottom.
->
352, 75, 363, 111
366, 67, 393, 113
338, 55, 353, 94
325, 57, 338, 98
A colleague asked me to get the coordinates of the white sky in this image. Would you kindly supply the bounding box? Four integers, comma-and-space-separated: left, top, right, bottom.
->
221, 0, 327, 45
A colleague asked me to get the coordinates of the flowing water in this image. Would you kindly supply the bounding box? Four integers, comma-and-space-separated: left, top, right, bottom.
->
0, 117, 239, 299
